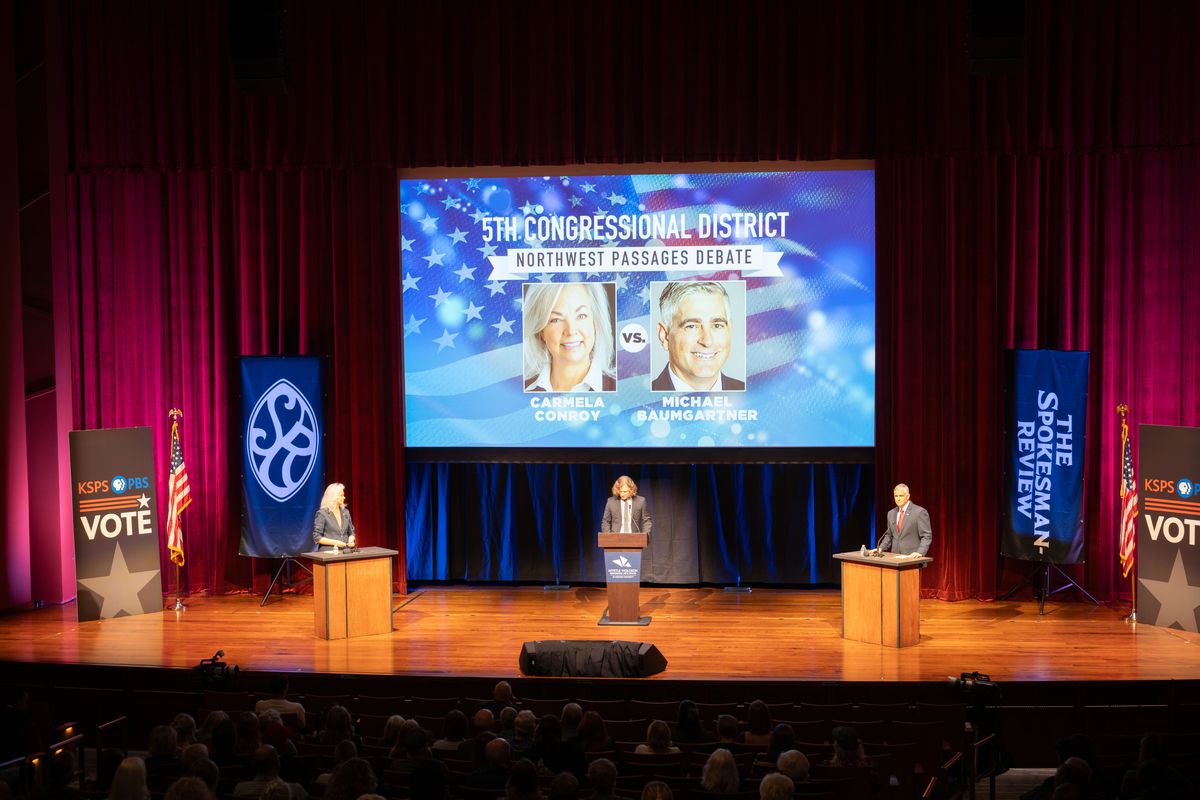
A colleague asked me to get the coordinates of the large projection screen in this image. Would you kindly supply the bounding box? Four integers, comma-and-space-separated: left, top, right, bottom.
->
400, 163, 874, 453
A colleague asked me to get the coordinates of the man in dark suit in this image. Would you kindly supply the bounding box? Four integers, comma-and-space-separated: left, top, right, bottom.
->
601, 475, 652, 535
652, 281, 746, 391
878, 483, 932, 556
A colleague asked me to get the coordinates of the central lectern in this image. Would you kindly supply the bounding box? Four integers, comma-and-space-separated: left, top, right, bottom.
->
302, 546, 397, 640
833, 550, 932, 648
597, 532, 650, 626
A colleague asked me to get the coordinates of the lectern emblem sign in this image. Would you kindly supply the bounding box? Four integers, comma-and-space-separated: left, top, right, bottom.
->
246, 379, 320, 503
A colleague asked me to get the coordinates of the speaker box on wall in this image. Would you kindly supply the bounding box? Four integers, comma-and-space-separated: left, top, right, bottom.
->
226, 0, 289, 94
519, 640, 667, 678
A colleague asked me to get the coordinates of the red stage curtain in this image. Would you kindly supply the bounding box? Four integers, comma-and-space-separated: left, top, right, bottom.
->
65, 169, 404, 595
877, 152, 1200, 600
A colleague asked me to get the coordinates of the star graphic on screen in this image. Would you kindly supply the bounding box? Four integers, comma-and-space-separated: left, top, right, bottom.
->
471, 208, 488, 224
449, 228, 469, 244
492, 315, 515, 336
430, 287, 452, 307
401, 235, 415, 252
420, 215, 439, 233
402, 273, 421, 292
585, 271, 601, 279
639, 286, 652, 304
433, 329, 459, 351
441, 195, 459, 210
614, 274, 629, 291
465, 178, 481, 190
403, 315, 426, 337
423, 249, 447, 267
1140, 550, 1200, 630
569, 196, 583, 207
464, 301, 484, 321
454, 264, 477, 282
77, 543, 160, 619
536, 273, 555, 283
520, 201, 537, 215
605, 192, 627, 206
478, 242, 498, 259
581, 182, 596, 193
400, 202, 411, 214
485, 280, 507, 297
137, 494, 150, 508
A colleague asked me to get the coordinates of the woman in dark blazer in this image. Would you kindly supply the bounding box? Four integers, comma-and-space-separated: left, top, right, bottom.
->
312, 482, 355, 550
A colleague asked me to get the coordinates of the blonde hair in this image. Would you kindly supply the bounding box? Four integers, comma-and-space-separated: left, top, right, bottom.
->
320, 483, 345, 513
701, 749, 740, 794
522, 283, 615, 382
109, 757, 150, 800
611, 475, 638, 497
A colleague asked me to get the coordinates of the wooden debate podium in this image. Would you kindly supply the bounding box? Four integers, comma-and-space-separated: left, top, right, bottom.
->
301, 546, 398, 640
597, 532, 650, 626
833, 550, 933, 648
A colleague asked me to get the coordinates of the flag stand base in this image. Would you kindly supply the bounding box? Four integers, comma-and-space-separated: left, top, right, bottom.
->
1000, 562, 1099, 616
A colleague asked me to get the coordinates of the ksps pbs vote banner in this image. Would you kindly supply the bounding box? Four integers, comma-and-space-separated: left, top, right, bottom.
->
1002, 350, 1089, 563
240, 357, 325, 558
1137, 425, 1200, 632
69, 427, 164, 621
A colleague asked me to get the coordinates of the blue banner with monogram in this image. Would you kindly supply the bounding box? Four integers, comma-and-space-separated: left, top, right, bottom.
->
240, 357, 325, 557
604, 551, 643, 583
1002, 350, 1090, 563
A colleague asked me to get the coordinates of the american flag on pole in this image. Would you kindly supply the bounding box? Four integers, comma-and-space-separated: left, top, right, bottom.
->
166, 411, 191, 567
1119, 413, 1138, 578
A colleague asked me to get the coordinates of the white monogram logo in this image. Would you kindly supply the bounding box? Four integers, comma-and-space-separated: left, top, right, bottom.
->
612, 556, 632, 568
247, 379, 320, 502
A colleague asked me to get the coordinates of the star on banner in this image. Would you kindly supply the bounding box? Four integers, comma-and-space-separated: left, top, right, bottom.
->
401, 235, 415, 252
404, 315, 426, 337
471, 209, 488, 224
434, 329, 459, 351
569, 196, 583, 207
537, 273, 555, 283
1140, 550, 1200, 630
485, 280, 507, 297
465, 178, 481, 190
639, 286, 652, 304
402, 273, 421, 292
454, 264, 477, 282
614, 274, 629, 291
420, 216, 439, 233
581, 182, 596, 193
423, 249, 447, 267
464, 301, 484, 321
137, 494, 150, 508
77, 543, 160, 618
606, 192, 627, 206
520, 201, 535, 215
441, 195, 458, 210
430, 287, 452, 307
449, 228, 469, 244
492, 315, 515, 336
477, 242, 498, 259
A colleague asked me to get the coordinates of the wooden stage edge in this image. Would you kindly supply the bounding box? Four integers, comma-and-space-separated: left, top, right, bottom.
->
2, 587, 1199, 684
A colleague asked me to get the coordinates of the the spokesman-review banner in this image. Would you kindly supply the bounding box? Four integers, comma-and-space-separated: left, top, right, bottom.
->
1002, 350, 1090, 563
69, 427, 164, 621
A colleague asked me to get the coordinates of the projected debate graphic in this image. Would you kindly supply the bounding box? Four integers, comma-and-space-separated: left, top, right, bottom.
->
400, 169, 875, 448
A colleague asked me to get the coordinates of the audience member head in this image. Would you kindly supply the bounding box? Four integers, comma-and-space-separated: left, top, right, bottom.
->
333, 739, 358, 765
548, 772, 580, 800
251, 746, 282, 780
210, 716, 236, 759
484, 737, 511, 769
645, 720, 673, 753
470, 732, 498, 769
505, 759, 539, 800
701, 749, 739, 794
403, 724, 431, 758
745, 700, 770, 735
534, 715, 563, 748
388, 720, 420, 759
235, 711, 262, 753
758, 773, 793, 800
408, 759, 448, 800
472, 709, 495, 734
197, 711, 228, 747
442, 709, 468, 741
716, 714, 738, 742
172, 713, 198, 748
1053, 757, 1092, 792
587, 759, 617, 797
640, 781, 673, 800
96, 747, 126, 792
382, 715, 406, 748
259, 779, 290, 800
776, 750, 810, 783
149, 724, 180, 760
765, 723, 796, 759
577, 711, 609, 750
108, 757, 150, 800
513, 710, 537, 741
830, 726, 868, 768
322, 705, 353, 743
498, 706, 518, 733
561, 703, 583, 732
163, 776, 212, 800
676, 700, 704, 735
268, 675, 290, 699
180, 744, 209, 773
325, 758, 377, 800
188, 760, 219, 793
493, 681, 513, 705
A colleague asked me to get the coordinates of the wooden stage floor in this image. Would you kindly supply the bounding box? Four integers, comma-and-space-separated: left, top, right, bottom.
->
1, 587, 1197, 683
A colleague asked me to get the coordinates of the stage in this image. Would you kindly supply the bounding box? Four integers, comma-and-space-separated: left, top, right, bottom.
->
1, 587, 1198, 684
